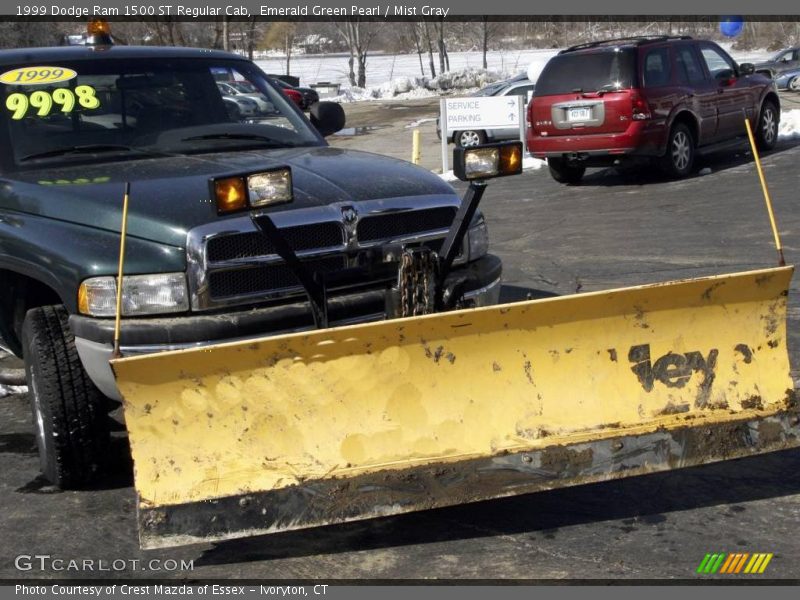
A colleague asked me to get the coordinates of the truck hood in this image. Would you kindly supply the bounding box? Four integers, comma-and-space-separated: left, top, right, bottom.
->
2, 147, 456, 248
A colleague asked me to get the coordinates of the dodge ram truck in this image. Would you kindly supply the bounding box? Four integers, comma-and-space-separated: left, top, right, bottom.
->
0, 38, 502, 487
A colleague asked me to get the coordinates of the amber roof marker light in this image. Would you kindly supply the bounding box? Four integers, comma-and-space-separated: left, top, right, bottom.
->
86, 20, 114, 46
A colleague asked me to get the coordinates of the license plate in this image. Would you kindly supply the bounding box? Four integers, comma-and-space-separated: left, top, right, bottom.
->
567, 107, 591, 122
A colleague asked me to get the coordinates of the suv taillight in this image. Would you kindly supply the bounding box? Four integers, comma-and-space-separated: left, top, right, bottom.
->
631, 92, 651, 121
526, 99, 534, 129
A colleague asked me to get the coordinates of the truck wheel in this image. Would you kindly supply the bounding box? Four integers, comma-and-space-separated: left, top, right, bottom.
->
22, 305, 109, 488
661, 123, 694, 178
547, 157, 585, 184
754, 101, 778, 151
454, 130, 486, 147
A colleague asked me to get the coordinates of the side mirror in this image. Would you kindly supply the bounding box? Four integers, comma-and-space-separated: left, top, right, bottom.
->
310, 102, 345, 137
739, 63, 755, 76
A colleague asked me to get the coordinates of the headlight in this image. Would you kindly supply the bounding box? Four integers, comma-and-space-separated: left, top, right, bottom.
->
78, 273, 189, 317
453, 216, 489, 266
248, 169, 293, 207
213, 168, 293, 214
453, 141, 523, 181
467, 217, 489, 261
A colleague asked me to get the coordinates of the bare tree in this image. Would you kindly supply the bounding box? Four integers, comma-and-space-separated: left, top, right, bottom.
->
246, 17, 258, 60
412, 23, 426, 77
480, 17, 502, 69
211, 19, 223, 49
422, 21, 436, 78
433, 20, 449, 73
262, 23, 297, 75
222, 16, 230, 51
334, 20, 381, 87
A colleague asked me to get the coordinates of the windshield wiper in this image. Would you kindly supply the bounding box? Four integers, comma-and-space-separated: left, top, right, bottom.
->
181, 133, 290, 145
19, 144, 144, 162
595, 84, 623, 95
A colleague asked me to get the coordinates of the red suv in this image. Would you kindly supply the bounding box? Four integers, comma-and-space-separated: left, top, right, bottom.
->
527, 36, 780, 184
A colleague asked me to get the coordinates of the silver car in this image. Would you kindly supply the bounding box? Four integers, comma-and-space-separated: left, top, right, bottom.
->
216, 81, 275, 114
437, 74, 535, 147
222, 94, 259, 119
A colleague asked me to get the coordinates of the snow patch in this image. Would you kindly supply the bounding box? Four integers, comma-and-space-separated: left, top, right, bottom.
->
405, 117, 437, 129
0, 384, 26, 398
779, 109, 800, 140
698, 167, 712, 175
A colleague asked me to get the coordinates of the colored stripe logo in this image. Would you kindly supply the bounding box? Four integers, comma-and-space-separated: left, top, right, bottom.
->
697, 553, 774, 574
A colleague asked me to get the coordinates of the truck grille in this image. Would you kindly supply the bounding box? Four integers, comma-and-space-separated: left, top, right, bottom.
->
189, 202, 461, 310
209, 257, 347, 299
358, 207, 456, 242
207, 222, 344, 261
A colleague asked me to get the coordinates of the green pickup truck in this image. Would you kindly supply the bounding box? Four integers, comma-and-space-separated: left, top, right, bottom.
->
0, 41, 502, 488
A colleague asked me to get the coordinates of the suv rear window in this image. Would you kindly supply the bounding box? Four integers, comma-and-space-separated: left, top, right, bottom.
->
534, 49, 635, 96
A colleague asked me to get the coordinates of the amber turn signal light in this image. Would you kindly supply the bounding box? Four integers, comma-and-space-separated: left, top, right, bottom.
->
214, 177, 248, 214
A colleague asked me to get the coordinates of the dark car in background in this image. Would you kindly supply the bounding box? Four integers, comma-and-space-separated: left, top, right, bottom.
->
527, 36, 780, 184
775, 67, 800, 92
754, 47, 800, 79
271, 78, 320, 110
437, 74, 535, 147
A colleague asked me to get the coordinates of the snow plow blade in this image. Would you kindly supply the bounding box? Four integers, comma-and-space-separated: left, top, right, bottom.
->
111, 266, 799, 549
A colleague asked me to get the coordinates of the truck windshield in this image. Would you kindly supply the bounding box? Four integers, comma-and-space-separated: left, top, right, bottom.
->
534, 49, 635, 96
1, 57, 322, 168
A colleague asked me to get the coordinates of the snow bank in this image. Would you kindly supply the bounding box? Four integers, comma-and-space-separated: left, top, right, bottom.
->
440, 156, 545, 182
328, 67, 509, 102
779, 109, 800, 140
257, 48, 558, 89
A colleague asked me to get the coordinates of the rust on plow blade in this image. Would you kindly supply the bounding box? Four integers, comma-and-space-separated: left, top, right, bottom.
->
110, 266, 799, 549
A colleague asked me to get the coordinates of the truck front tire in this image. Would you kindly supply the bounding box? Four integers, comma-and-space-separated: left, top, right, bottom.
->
22, 305, 109, 488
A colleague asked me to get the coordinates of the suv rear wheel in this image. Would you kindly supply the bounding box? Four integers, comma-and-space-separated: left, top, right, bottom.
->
755, 100, 778, 151
661, 123, 695, 178
547, 157, 586, 184
22, 305, 109, 488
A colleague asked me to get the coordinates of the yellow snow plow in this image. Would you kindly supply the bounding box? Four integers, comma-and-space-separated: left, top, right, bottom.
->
110, 141, 799, 549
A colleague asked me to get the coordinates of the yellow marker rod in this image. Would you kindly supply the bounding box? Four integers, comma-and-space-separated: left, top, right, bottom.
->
412, 129, 421, 165
745, 117, 785, 266
112, 182, 131, 359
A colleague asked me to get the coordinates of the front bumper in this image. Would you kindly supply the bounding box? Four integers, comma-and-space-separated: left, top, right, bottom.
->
73, 255, 502, 400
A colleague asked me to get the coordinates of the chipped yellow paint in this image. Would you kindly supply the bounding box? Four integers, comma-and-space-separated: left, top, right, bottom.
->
111, 267, 794, 508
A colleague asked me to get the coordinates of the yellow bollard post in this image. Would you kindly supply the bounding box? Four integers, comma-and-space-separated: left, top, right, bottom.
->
412, 129, 421, 165
745, 117, 785, 266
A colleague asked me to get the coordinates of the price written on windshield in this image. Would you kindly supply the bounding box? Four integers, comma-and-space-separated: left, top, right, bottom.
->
5, 86, 100, 120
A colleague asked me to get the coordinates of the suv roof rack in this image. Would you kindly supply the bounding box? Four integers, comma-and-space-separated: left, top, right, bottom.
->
560, 36, 692, 54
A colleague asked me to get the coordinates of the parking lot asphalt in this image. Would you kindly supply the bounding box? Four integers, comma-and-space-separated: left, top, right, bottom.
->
3, 93, 800, 581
